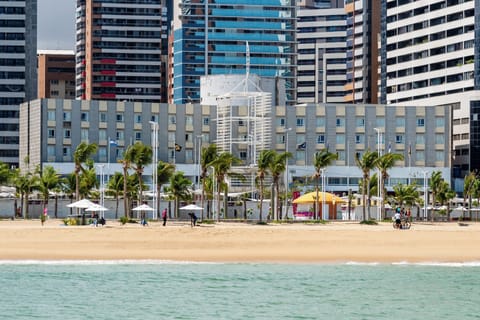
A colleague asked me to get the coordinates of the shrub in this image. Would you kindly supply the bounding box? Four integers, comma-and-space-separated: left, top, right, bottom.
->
360, 219, 378, 225
119, 216, 128, 225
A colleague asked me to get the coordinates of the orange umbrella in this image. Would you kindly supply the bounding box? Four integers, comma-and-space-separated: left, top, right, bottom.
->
292, 191, 345, 204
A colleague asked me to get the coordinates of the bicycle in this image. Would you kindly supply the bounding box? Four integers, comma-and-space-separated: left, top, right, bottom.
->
393, 218, 411, 230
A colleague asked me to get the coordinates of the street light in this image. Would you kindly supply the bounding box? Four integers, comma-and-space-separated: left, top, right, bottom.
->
423, 170, 429, 221
196, 134, 205, 220
149, 121, 158, 220
374, 127, 382, 220
321, 168, 326, 220
284, 127, 292, 220
96, 164, 105, 218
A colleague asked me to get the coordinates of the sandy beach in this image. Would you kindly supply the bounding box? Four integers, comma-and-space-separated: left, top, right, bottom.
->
0, 219, 479, 263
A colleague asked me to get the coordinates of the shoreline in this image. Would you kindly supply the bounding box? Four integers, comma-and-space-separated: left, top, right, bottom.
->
0, 220, 479, 264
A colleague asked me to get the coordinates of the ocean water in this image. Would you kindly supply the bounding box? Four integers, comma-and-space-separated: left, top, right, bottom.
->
0, 261, 479, 320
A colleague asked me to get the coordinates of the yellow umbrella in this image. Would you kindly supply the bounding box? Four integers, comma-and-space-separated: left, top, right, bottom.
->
292, 191, 345, 204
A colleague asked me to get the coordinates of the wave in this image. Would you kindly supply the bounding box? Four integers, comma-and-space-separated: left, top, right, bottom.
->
346, 261, 480, 267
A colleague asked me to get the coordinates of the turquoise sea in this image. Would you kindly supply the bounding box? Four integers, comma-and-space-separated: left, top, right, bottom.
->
0, 261, 479, 319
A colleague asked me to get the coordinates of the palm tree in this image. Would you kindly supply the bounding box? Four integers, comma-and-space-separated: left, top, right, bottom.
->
428, 171, 443, 222
37, 165, 61, 218
209, 152, 241, 221
268, 151, 292, 221
157, 161, 175, 219
15, 170, 38, 219
73, 142, 98, 201
124, 142, 152, 206
256, 150, 274, 222
392, 183, 420, 216
312, 149, 338, 220
62, 174, 76, 215
200, 144, 217, 219
463, 171, 476, 220
437, 180, 456, 221
167, 171, 192, 218
376, 152, 404, 219
107, 172, 124, 219
355, 150, 379, 221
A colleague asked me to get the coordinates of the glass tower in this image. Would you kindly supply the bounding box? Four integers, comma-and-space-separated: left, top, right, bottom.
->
173, 0, 297, 105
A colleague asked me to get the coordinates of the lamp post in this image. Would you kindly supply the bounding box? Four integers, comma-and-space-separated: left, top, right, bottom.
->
423, 170, 429, 221
374, 128, 382, 220
321, 168, 326, 220
196, 134, 204, 219
284, 127, 292, 220
149, 121, 158, 219
97, 164, 105, 218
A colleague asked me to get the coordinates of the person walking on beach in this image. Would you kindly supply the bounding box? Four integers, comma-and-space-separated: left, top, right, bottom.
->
162, 208, 167, 226
188, 212, 198, 227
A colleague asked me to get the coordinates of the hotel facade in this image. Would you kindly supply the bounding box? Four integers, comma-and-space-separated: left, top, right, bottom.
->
20, 99, 451, 194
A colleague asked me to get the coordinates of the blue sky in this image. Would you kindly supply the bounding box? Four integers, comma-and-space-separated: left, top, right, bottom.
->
37, 0, 76, 50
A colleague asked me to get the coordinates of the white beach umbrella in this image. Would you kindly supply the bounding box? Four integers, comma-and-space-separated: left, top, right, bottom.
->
67, 199, 95, 208
132, 204, 154, 211
85, 204, 108, 212
179, 204, 203, 210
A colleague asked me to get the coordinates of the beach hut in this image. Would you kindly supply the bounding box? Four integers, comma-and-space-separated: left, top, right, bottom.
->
292, 191, 345, 220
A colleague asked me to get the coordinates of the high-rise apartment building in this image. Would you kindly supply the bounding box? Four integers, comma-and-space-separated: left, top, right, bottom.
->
75, 0, 168, 102
381, 0, 478, 190
344, 0, 380, 103
172, 0, 297, 105
382, 0, 475, 104
297, 0, 346, 104
38, 50, 75, 99
0, 0, 37, 166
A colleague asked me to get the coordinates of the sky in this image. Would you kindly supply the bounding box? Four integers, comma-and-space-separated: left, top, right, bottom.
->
37, 0, 76, 50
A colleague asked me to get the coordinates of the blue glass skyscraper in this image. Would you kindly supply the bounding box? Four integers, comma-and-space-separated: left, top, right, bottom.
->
173, 0, 297, 105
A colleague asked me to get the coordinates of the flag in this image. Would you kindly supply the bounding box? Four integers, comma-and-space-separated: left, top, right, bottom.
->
297, 142, 306, 150
109, 140, 118, 147
408, 143, 412, 156
388, 142, 391, 153
175, 143, 182, 152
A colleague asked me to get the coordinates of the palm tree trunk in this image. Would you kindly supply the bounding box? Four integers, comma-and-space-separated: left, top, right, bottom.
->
157, 183, 161, 220
259, 178, 264, 222
315, 176, 319, 220
54, 196, 58, 218
115, 194, 119, 219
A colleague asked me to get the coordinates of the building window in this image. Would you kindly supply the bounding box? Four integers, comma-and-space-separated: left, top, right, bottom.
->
169, 115, 176, 124
185, 150, 193, 163
355, 134, 364, 144
336, 118, 344, 127
50, 80, 59, 85
336, 134, 345, 144
47, 146, 55, 157
99, 147, 107, 161
151, 115, 158, 122
277, 118, 286, 127
416, 151, 425, 161
416, 135, 425, 145
277, 135, 285, 144
317, 135, 325, 144
436, 151, 443, 161
63, 111, 71, 121
135, 131, 142, 141
396, 135, 404, 144
376, 117, 385, 127
63, 147, 71, 157
48, 129, 55, 138
64, 129, 71, 139
435, 134, 444, 144
396, 118, 405, 127
81, 129, 88, 141
203, 117, 209, 125
436, 117, 444, 127
417, 118, 425, 127
168, 132, 175, 142
135, 113, 142, 124
116, 131, 124, 141
116, 149, 124, 159
99, 129, 106, 141
116, 114, 124, 123
81, 112, 89, 122
296, 117, 305, 127
99, 112, 107, 122
337, 150, 345, 161
50, 90, 59, 96
296, 150, 305, 161
356, 118, 365, 127
239, 151, 247, 160
47, 111, 55, 121
316, 118, 325, 127
186, 116, 193, 126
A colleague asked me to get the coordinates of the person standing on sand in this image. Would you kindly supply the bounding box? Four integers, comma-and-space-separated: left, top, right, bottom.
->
162, 208, 167, 226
